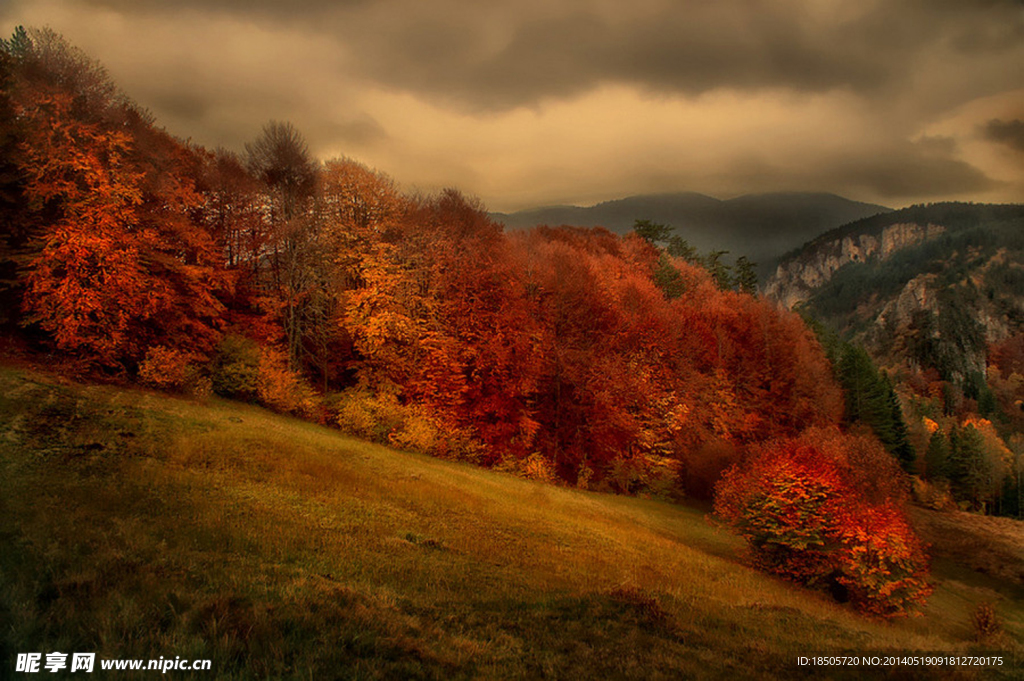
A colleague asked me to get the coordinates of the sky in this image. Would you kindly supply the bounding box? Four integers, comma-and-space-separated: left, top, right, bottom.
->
1, 0, 1023, 212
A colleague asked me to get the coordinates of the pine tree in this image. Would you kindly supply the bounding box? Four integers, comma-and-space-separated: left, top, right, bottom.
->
632, 219, 673, 245
734, 255, 758, 294
837, 344, 915, 471
925, 429, 949, 480
947, 425, 989, 509
702, 250, 733, 290
882, 375, 916, 472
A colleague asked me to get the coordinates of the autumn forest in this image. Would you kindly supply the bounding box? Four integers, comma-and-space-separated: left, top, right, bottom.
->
8, 24, 1021, 629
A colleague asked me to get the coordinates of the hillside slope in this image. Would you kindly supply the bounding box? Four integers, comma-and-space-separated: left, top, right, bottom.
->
1, 365, 1021, 679
492, 192, 890, 277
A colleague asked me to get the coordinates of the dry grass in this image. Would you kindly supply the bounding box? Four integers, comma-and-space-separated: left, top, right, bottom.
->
1, 364, 1022, 679
911, 507, 1024, 585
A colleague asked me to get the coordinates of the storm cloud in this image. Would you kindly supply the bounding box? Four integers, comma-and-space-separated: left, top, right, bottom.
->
984, 118, 1024, 153
1, 0, 1021, 210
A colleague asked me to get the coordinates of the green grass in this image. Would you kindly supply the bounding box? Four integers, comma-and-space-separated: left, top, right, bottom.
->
1, 365, 1021, 679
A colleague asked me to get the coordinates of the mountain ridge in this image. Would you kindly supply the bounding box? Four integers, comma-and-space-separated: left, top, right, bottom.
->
765, 201, 1024, 384
492, 192, 891, 278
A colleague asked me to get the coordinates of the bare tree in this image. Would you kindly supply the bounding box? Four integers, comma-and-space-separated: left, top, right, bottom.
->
245, 121, 318, 369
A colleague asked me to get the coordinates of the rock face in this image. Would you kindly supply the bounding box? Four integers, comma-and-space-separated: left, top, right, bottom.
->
877, 273, 939, 331
765, 223, 945, 309
880, 223, 946, 259
763, 202, 1024, 385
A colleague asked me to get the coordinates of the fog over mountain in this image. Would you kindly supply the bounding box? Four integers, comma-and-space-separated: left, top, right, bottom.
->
492, 191, 891, 277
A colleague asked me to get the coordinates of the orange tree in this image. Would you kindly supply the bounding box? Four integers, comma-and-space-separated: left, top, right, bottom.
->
714, 428, 932, 617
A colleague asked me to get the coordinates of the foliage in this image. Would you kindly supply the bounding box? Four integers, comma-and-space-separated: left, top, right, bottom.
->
137, 345, 211, 397
3, 26, 855, 501
210, 334, 261, 400
924, 429, 949, 480
632, 218, 674, 244
632, 218, 755, 294
715, 429, 932, 617
495, 452, 560, 484
5, 29, 227, 369
332, 388, 475, 460
255, 347, 319, 418
972, 602, 1004, 643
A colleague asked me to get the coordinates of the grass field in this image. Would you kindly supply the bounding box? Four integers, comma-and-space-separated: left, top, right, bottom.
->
1, 364, 1021, 679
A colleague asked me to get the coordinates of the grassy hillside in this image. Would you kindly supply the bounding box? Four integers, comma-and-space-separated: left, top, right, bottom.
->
1, 364, 1021, 679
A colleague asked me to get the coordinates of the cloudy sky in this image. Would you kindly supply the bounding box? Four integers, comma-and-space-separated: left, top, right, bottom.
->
2, 0, 1022, 211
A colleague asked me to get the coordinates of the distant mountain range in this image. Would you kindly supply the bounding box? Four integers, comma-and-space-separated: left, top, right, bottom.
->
491, 192, 891, 278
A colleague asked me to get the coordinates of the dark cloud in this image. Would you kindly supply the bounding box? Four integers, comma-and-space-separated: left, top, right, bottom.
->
50, 0, 1024, 112
1, 0, 1020, 208
820, 142, 1001, 199
983, 118, 1024, 153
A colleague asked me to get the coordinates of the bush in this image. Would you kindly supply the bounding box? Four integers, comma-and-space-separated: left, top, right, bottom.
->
495, 452, 559, 484
388, 412, 440, 453
332, 389, 445, 454
138, 346, 211, 397
832, 502, 934, 617
210, 335, 261, 400
334, 389, 408, 444
714, 430, 933, 617
972, 602, 1003, 642
256, 348, 319, 418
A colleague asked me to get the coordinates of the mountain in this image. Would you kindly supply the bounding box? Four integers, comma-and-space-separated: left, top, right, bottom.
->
491, 192, 891, 278
765, 202, 1024, 383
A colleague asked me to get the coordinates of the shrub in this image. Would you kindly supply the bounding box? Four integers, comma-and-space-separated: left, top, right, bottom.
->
388, 412, 440, 453
972, 602, 1003, 642
256, 348, 319, 418
335, 389, 408, 444
332, 388, 486, 460
714, 430, 932, 617
210, 335, 261, 400
138, 346, 211, 397
911, 476, 954, 510
832, 502, 933, 617
495, 452, 559, 484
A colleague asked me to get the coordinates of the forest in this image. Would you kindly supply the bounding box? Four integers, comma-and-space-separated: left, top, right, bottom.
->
0, 27, 954, 616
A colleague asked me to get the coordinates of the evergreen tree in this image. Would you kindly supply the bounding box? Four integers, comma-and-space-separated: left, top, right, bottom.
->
838, 344, 885, 424
924, 429, 949, 480
632, 218, 673, 245
883, 375, 916, 472
837, 343, 915, 472
652, 252, 685, 299
666, 234, 698, 262
734, 255, 758, 295
702, 250, 732, 290
947, 425, 989, 509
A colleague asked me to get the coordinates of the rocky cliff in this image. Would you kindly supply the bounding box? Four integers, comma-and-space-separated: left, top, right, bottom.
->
765, 223, 945, 309
763, 202, 1024, 382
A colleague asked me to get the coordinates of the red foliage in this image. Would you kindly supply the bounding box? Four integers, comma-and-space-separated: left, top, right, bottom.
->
17, 90, 148, 367
5, 29, 858, 503
715, 429, 932, 617
990, 333, 1024, 379
15, 83, 228, 369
